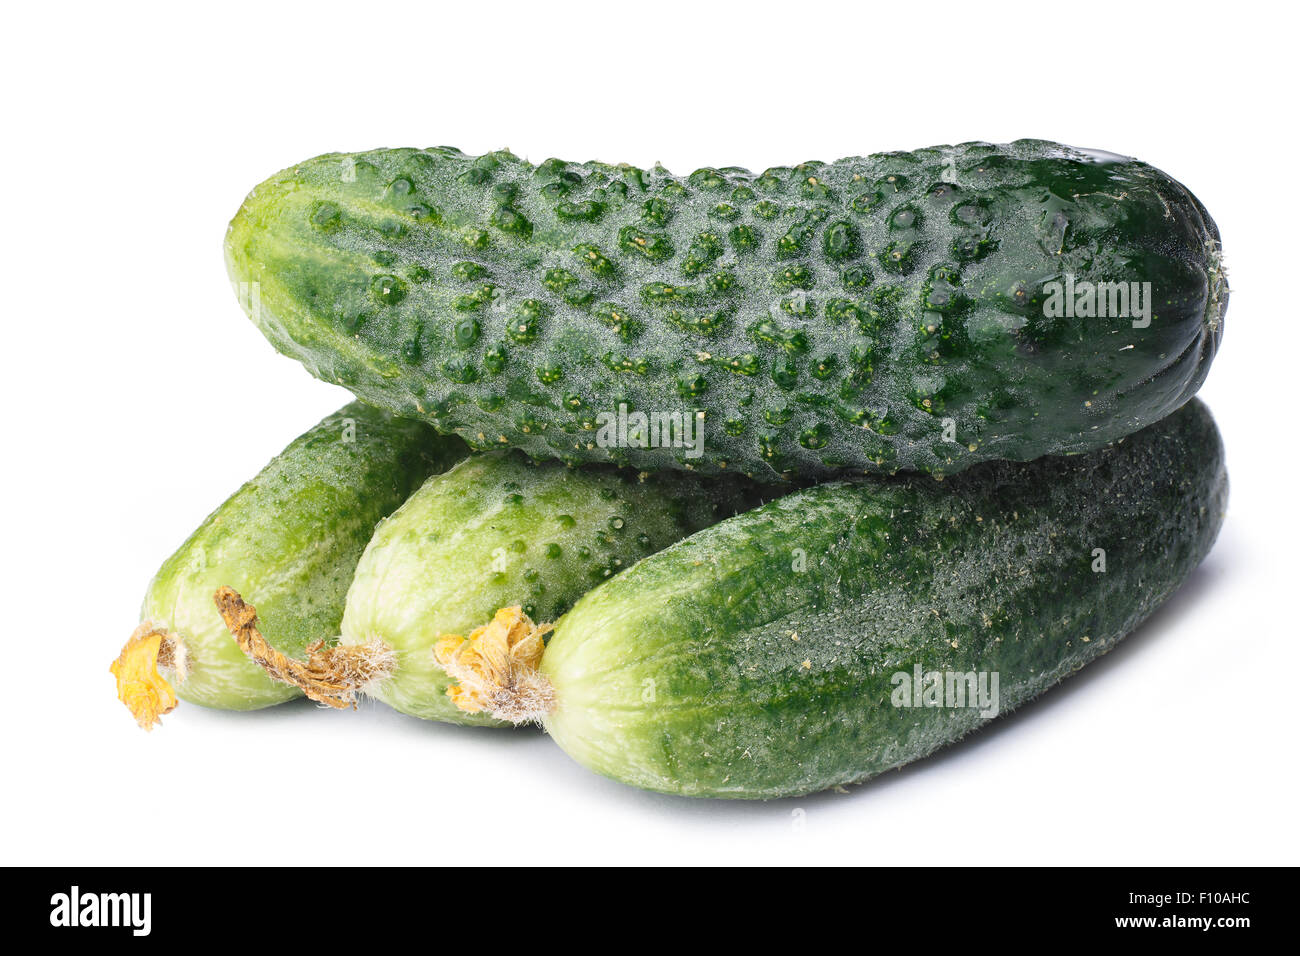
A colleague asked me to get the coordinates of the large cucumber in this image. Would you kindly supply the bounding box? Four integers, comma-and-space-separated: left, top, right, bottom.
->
435, 399, 1225, 796
226, 140, 1226, 479
112, 403, 465, 728
337, 451, 767, 725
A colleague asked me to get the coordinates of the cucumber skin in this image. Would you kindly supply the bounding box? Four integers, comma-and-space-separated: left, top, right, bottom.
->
226, 140, 1225, 479
341, 451, 769, 725
142, 403, 465, 711
539, 399, 1227, 798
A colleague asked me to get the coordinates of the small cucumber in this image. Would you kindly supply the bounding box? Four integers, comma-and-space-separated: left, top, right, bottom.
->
436, 399, 1226, 796
227, 140, 1226, 479
112, 403, 465, 728
334, 450, 768, 725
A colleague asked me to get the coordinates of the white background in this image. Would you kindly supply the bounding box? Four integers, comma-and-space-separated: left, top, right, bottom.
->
2, 0, 1296, 866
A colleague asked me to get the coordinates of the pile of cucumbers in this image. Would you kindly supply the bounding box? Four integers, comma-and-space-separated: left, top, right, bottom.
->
114, 139, 1228, 799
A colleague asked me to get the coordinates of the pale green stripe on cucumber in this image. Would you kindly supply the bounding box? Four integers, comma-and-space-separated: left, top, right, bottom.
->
113, 403, 465, 728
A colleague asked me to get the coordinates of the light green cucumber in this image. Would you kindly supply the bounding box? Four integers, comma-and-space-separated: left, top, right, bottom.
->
114, 403, 465, 727
445, 399, 1226, 796
340, 451, 768, 725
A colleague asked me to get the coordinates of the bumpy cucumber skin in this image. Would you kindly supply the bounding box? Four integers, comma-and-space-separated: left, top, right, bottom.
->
341, 451, 768, 725
539, 399, 1226, 798
142, 403, 465, 710
227, 140, 1225, 479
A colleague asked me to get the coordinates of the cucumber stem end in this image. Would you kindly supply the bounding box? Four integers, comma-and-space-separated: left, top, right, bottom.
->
434, 607, 555, 725
111, 624, 188, 731
213, 586, 395, 709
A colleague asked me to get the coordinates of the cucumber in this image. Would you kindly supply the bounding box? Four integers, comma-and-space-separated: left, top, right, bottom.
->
226, 140, 1226, 479
112, 403, 465, 728
338, 451, 768, 725
436, 399, 1225, 796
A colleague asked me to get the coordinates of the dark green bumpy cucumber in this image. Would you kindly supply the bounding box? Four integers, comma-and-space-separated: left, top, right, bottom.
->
531, 399, 1226, 797
130, 403, 464, 715
340, 451, 768, 725
227, 140, 1226, 479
